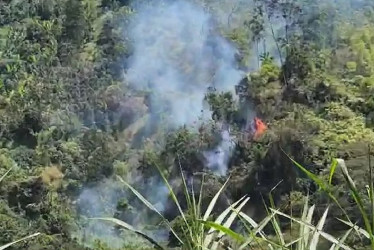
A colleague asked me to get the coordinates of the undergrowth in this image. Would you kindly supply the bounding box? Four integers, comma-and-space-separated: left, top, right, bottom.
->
0, 167, 41, 250
92, 151, 374, 250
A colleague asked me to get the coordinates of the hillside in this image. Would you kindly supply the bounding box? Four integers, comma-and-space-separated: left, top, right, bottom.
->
1, 0, 374, 249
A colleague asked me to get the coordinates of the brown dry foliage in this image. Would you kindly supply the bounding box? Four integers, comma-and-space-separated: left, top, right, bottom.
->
41, 166, 64, 188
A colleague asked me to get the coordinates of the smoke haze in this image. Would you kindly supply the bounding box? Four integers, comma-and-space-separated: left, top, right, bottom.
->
126, 0, 244, 128
77, 0, 247, 247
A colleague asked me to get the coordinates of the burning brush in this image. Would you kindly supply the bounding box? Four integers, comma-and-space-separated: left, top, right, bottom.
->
253, 117, 267, 140
242, 116, 268, 141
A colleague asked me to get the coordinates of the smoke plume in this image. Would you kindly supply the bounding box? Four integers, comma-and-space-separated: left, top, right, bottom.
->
203, 129, 236, 176
76, 0, 247, 247
126, 0, 244, 128
75, 176, 170, 248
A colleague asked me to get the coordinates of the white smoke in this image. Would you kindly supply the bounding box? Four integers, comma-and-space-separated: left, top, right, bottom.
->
126, 0, 244, 128
125, 0, 245, 175
75, 176, 170, 248
76, 0, 246, 246
203, 129, 236, 176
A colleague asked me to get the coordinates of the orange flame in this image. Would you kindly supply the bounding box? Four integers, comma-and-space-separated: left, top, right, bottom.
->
253, 117, 267, 140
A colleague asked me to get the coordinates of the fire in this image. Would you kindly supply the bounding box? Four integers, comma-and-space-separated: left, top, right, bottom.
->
253, 117, 267, 140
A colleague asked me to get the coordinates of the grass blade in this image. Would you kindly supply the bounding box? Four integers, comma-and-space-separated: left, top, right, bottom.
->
116, 175, 184, 244
200, 220, 246, 244
368, 144, 374, 235
177, 156, 193, 216
310, 206, 329, 250
203, 176, 231, 221
197, 174, 205, 218
117, 176, 162, 215
0, 232, 40, 250
238, 211, 267, 238
303, 204, 316, 248
284, 150, 329, 192
286, 236, 304, 247
329, 228, 353, 250
153, 164, 189, 225
270, 208, 353, 250
203, 196, 246, 248
253, 211, 277, 235
297, 195, 312, 250
0, 167, 13, 183
329, 159, 338, 185
336, 218, 370, 239
337, 159, 374, 247
210, 197, 250, 250
284, 152, 350, 222
238, 211, 277, 250
268, 189, 285, 246
92, 217, 165, 250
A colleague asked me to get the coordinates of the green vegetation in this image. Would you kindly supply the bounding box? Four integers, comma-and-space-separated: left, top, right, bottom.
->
1, 0, 374, 249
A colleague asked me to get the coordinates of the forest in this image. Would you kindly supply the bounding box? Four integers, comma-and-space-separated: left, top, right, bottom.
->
1, 0, 374, 249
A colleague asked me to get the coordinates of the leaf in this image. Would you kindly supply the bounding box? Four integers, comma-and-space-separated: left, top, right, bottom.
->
153, 164, 188, 224
303, 204, 316, 248
328, 158, 338, 185
211, 197, 250, 250
5, 64, 11, 73
0, 233, 41, 250
336, 218, 370, 239
285, 151, 330, 192
203, 196, 246, 248
116, 175, 184, 245
297, 195, 312, 250
92, 218, 165, 250
152, 164, 194, 241
270, 208, 353, 250
310, 206, 329, 250
200, 220, 246, 244
238, 211, 277, 250
284, 152, 350, 221
238, 211, 267, 238
337, 158, 374, 245
329, 228, 353, 250
203, 176, 231, 221
268, 190, 285, 246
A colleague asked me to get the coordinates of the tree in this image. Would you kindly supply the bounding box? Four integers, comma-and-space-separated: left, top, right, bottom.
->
62, 0, 88, 47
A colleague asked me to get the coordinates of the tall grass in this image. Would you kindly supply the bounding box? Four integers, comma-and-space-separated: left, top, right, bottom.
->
93, 158, 360, 250
94, 162, 253, 249
286, 150, 374, 250
0, 167, 41, 250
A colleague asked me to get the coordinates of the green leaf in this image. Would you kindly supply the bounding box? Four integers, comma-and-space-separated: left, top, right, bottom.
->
116, 175, 184, 245
200, 220, 246, 244
328, 158, 338, 185
283, 151, 350, 221
337, 158, 374, 246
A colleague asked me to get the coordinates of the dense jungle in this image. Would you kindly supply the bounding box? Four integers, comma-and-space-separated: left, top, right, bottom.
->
1, 0, 374, 249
